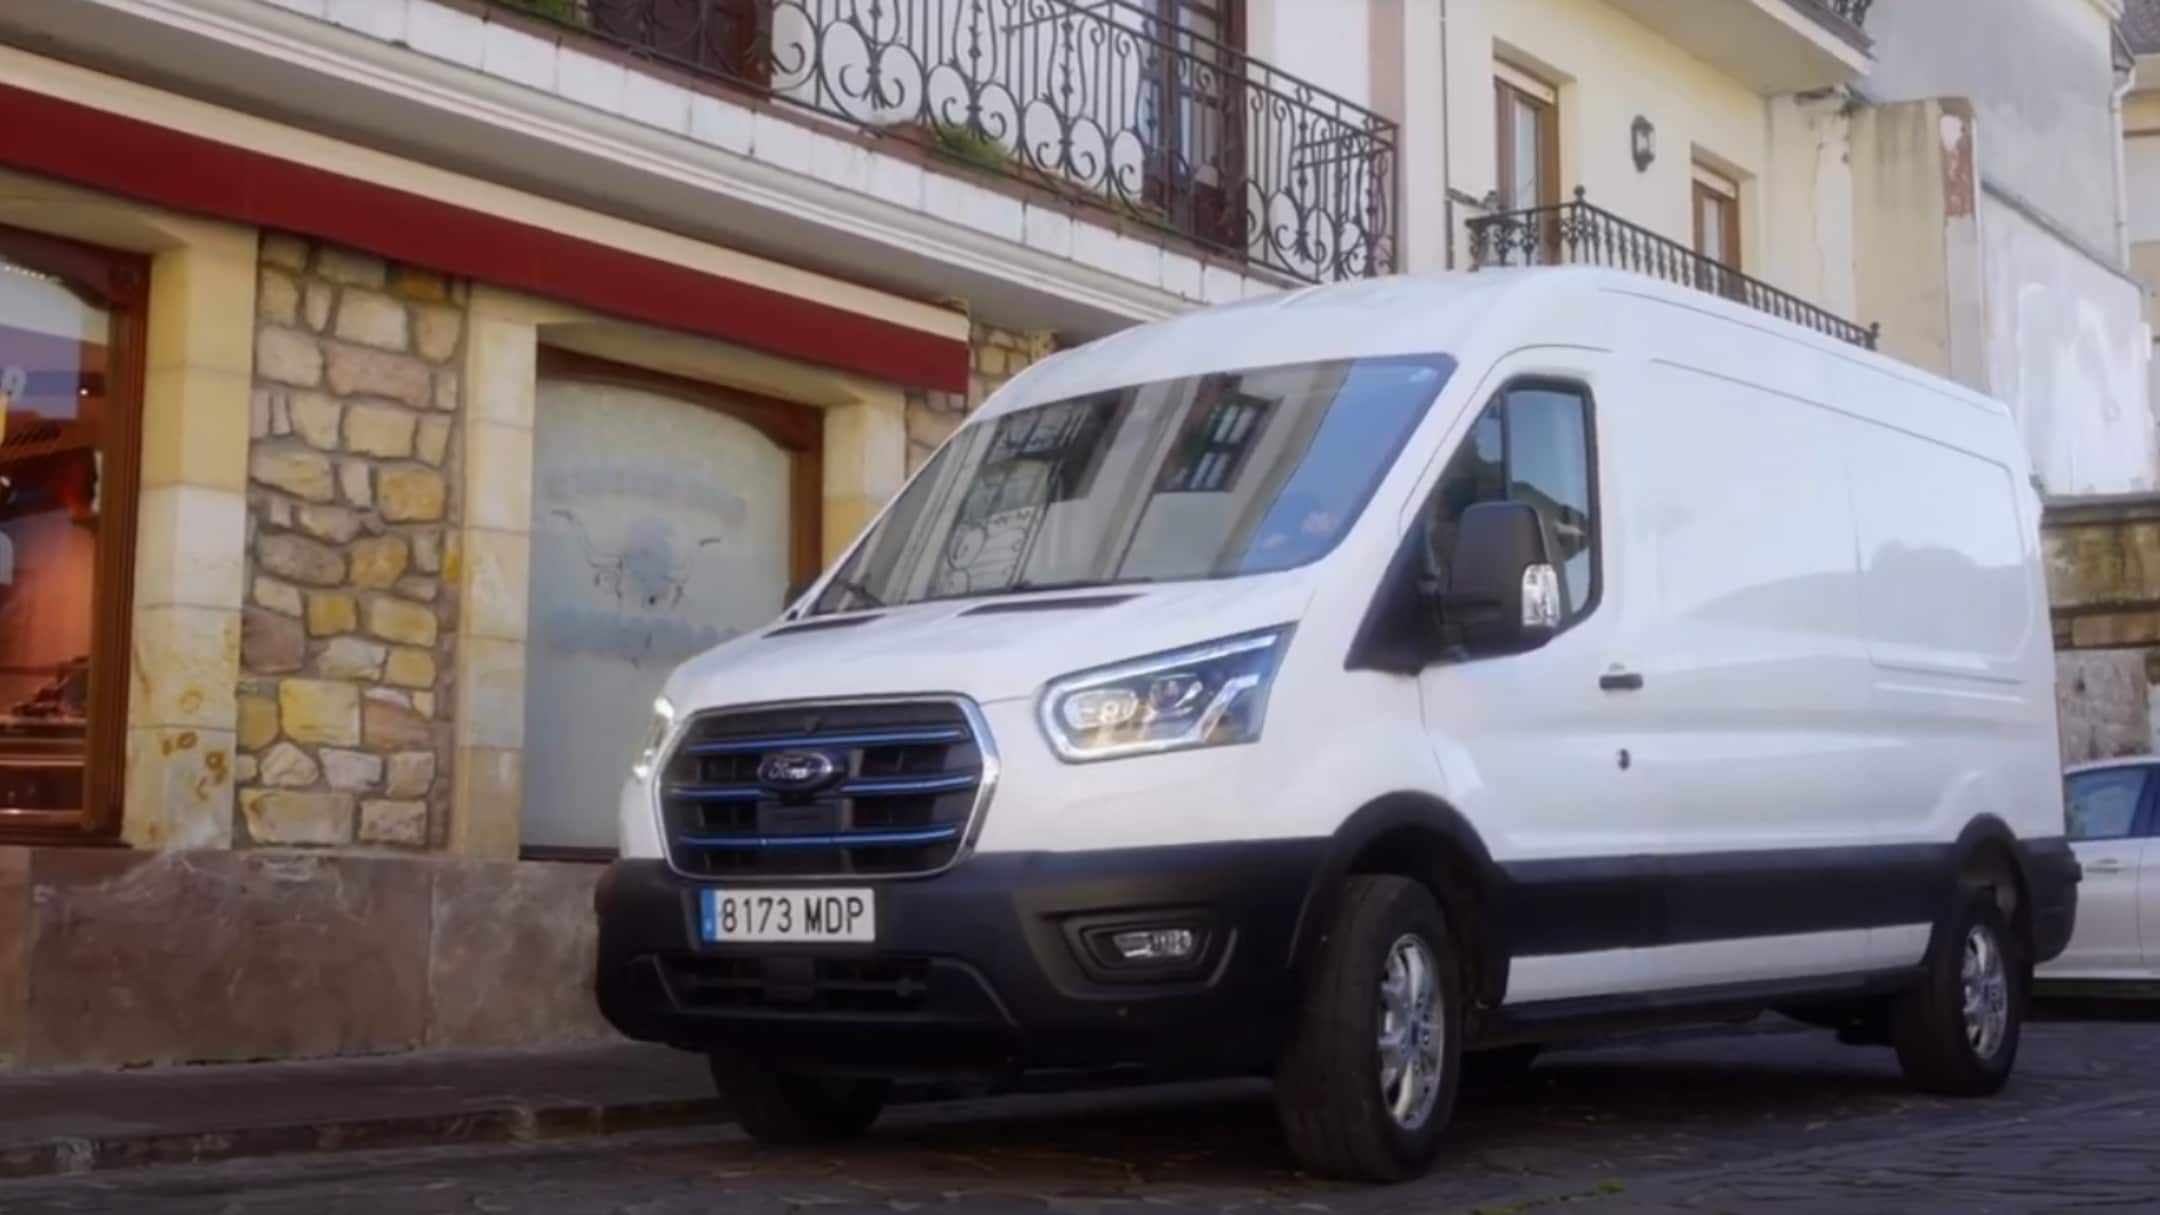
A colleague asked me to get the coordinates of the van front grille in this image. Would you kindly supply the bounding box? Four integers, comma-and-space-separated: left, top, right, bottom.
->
658, 699, 989, 879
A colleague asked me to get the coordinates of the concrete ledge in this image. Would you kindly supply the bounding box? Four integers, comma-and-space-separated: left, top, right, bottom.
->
0, 1043, 723, 1179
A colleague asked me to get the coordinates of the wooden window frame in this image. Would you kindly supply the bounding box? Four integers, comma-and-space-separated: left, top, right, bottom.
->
534, 347, 825, 589
0, 223, 148, 845
1691, 165, 1744, 300
1494, 70, 1561, 213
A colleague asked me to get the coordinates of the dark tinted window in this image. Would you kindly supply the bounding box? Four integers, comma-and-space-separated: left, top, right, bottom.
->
2066, 768, 2147, 841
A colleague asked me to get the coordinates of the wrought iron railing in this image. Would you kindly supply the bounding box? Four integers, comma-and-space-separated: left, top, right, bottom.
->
1467, 189, 1879, 350
1814, 0, 1874, 28
498, 0, 1398, 283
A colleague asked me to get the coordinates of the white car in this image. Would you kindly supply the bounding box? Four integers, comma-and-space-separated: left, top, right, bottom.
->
2039, 758, 2158, 983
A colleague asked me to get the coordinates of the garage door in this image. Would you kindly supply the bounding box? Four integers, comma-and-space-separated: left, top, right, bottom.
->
523, 365, 812, 851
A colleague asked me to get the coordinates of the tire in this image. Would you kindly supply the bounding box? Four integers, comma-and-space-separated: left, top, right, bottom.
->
709, 1057, 889, 1145
1891, 889, 2024, 1097
1275, 875, 1463, 1183
1460, 1043, 1541, 1093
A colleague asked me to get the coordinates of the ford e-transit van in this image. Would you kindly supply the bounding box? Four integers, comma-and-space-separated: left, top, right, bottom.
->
593, 267, 2079, 1183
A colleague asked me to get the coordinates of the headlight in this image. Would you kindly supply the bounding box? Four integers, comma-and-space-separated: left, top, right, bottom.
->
630, 696, 676, 782
1039, 628, 1292, 762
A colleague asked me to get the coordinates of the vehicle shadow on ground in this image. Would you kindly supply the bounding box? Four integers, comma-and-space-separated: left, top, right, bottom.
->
746, 1040, 1919, 1193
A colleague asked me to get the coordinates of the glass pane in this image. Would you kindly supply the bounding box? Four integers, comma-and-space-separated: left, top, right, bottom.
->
1698, 193, 1727, 262
0, 250, 110, 816
812, 356, 1455, 613
1505, 387, 1595, 616
1422, 407, 1506, 589
1511, 96, 1543, 207
2066, 769, 2145, 840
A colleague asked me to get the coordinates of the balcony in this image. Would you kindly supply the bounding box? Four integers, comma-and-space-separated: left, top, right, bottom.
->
489, 0, 1399, 283
1467, 190, 1879, 350
1601, 0, 1874, 95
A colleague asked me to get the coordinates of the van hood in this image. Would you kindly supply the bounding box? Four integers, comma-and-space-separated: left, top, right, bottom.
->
663, 573, 1316, 710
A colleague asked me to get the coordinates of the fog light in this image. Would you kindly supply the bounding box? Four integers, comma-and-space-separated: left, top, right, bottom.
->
1109, 928, 1197, 962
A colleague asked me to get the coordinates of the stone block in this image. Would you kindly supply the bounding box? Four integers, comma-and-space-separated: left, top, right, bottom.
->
132, 484, 246, 612
427, 860, 613, 1047
134, 606, 242, 729
463, 528, 531, 642
316, 247, 388, 288
391, 266, 451, 302
241, 605, 306, 674
119, 727, 238, 851
434, 368, 459, 412
250, 446, 336, 502
339, 460, 373, 508
466, 318, 535, 427
237, 694, 279, 751
396, 575, 439, 602
365, 692, 434, 750
360, 800, 428, 846
317, 636, 388, 680
344, 401, 419, 459
369, 596, 440, 646
326, 345, 432, 408
458, 638, 527, 751
416, 414, 452, 467
303, 281, 334, 332
260, 233, 310, 271
334, 290, 411, 351
350, 535, 411, 590
450, 745, 522, 858
242, 789, 353, 844
379, 467, 449, 523
17, 850, 430, 1067
385, 751, 436, 799
259, 739, 320, 788
255, 327, 323, 387
306, 591, 359, 637
412, 530, 442, 574
323, 748, 384, 792
386, 647, 437, 688
139, 364, 252, 492
290, 391, 342, 451
297, 504, 363, 544
258, 532, 346, 587
258, 268, 300, 326
415, 306, 463, 363
280, 679, 361, 746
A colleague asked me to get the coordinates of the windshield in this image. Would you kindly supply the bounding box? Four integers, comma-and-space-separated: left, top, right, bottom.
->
810, 355, 1455, 615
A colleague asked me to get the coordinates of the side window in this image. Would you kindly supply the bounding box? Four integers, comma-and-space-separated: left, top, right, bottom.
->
2065, 769, 2147, 842
1424, 382, 1599, 624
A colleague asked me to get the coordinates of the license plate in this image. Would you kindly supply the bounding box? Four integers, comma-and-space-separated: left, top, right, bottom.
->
699, 888, 875, 944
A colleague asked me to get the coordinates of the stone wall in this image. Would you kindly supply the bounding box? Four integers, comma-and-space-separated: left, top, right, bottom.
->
238, 235, 467, 849
905, 321, 1056, 473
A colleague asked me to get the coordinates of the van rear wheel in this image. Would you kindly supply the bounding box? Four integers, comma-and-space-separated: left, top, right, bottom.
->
1891, 890, 2023, 1097
1274, 875, 1462, 1182
709, 1056, 889, 1145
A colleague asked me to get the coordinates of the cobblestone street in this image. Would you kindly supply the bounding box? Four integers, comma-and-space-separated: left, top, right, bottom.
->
3, 1018, 2156, 1214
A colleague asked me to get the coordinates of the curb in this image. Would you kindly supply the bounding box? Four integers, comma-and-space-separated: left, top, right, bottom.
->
0, 1096, 731, 1181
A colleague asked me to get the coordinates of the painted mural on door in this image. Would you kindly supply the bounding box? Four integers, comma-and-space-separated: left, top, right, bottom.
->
524, 378, 792, 849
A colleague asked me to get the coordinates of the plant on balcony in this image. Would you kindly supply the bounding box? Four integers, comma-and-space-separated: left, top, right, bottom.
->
504, 0, 585, 25
928, 123, 1016, 174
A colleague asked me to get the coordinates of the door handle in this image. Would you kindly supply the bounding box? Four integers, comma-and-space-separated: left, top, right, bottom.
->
2089, 857, 2126, 874
1599, 670, 1645, 692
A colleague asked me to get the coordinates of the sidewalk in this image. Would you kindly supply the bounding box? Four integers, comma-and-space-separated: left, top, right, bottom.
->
0, 1043, 726, 1180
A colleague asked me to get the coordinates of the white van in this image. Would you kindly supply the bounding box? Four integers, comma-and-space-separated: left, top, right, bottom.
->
594, 267, 2079, 1182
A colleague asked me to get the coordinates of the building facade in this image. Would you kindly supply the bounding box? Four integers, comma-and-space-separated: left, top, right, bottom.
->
0, 0, 2151, 1069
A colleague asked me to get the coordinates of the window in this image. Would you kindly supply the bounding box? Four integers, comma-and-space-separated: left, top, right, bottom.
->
1422, 383, 1598, 627
1141, 0, 1248, 246
0, 224, 147, 839
1693, 165, 1742, 297
1494, 68, 1559, 213
1159, 383, 1270, 492
2066, 768, 2148, 841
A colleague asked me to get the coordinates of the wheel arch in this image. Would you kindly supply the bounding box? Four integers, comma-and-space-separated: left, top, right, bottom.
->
1292, 793, 1510, 1009
1948, 815, 2034, 956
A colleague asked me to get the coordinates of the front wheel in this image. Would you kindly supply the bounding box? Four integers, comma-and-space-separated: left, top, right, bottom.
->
709, 1057, 889, 1145
1274, 875, 1463, 1182
1892, 890, 2024, 1096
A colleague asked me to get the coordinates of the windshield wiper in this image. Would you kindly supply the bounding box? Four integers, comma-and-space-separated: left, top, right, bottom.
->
1005, 576, 1153, 595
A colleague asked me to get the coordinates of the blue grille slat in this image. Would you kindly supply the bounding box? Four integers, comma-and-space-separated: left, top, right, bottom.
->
669, 771, 978, 801
686, 727, 968, 755
679, 825, 960, 849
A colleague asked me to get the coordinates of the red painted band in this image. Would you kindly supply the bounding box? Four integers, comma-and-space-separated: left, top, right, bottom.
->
0, 82, 969, 392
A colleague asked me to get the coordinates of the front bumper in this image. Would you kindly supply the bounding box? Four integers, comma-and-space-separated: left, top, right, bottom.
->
593, 841, 1325, 1078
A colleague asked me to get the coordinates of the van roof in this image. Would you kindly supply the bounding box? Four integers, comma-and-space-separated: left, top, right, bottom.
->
981, 267, 1996, 420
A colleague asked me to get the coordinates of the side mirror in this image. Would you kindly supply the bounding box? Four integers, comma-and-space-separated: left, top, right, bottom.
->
1442, 501, 1561, 650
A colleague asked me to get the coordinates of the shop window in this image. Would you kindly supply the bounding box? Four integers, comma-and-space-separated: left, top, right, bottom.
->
0, 225, 146, 839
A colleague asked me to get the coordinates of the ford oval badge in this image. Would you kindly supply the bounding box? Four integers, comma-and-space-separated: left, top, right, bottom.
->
757, 750, 840, 792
